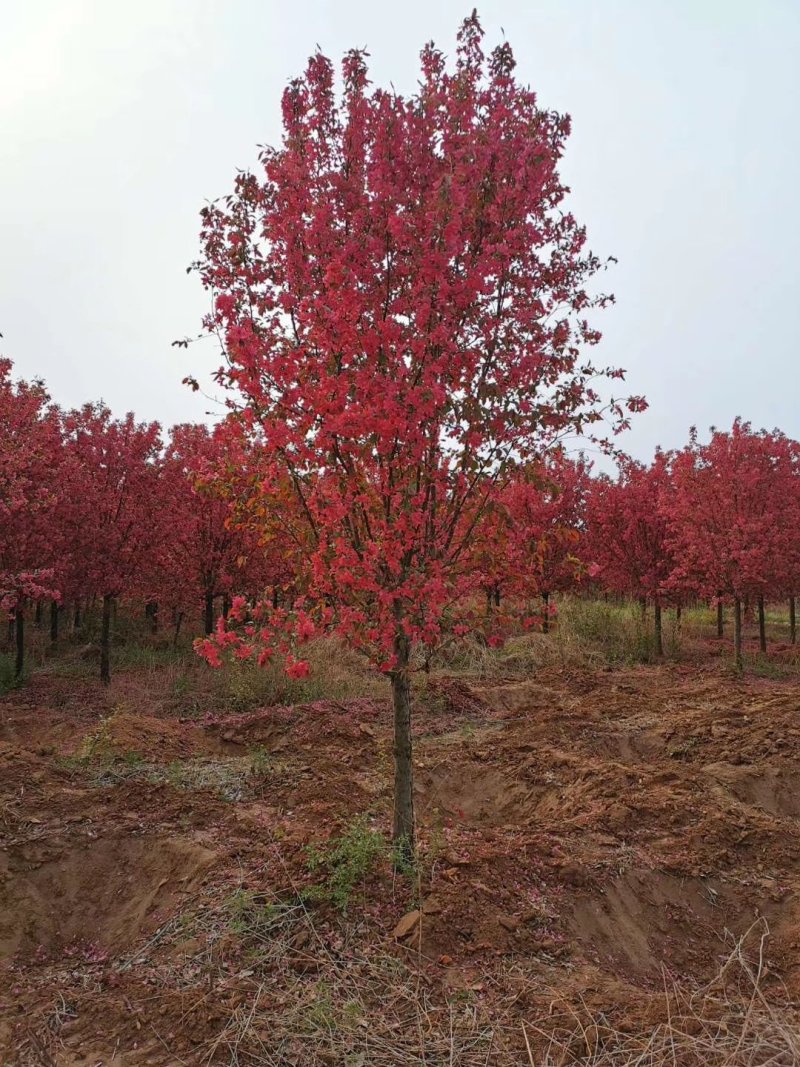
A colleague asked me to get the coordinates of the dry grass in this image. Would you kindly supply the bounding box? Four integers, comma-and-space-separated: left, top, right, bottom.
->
525, 921, 799, 1066
166, 863, 799, 1067
174, 847, 504, 1067
425, 598, 670, 679
212, 635, 388, 712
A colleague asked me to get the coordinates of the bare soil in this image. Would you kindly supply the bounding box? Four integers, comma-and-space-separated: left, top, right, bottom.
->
2, 658, 800, 1064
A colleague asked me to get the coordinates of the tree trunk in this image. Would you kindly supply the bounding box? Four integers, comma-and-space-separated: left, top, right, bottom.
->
790, 596, 797, 646
542, 591, 550, 634
733, 597, 743, 673
14, 605, 24, 679
73, 601, 82, 631
494, 584, 500, 609
100, 594, 113, 686
7, 613, 14, 647
716, 595, 724, 638
272, 585, 279, 610
50, 600, 59, 644
204, 592, 214, 636
654, 601, 663, 657
639, 596, 647, 620
173, 611, 184, 650
145, 600, 158, 633
222, 594, 231, 619
34, 601, 42, 628
757, 595, 767, 653
676, 603, 682, 629
390, 631, 414, 861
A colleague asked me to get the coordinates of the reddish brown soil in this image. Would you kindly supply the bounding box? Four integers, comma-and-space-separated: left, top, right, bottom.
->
2, 660, 800, 1063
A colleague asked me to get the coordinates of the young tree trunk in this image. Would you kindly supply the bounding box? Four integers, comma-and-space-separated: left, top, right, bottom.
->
14, 605, 24, 679
716, 595, 724, 638
639, 596, 647, 621
494, 584, 500, 609
204, 592, 215, 636
272, 585, 279, 610
790, 596, 797, 645
654, 601, 663, 657
50, 600, 59, 644
542, 591, 550, 634
757, 595, 767, 653
222, 594, 231, 619
145, 600, 159, 633
100, 594, 113, 686
7, 613, 14, 647
173, 611, 184, 650
733, 597, 743, 673
390, 631, 414, 861
34, 601, 43, 628
676, 603, 682, 630
73, 601, 82, 631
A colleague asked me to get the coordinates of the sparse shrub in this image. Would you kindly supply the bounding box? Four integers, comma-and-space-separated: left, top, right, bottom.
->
248, 745, 273, 778
305, 816, 388, 912
172, 672, 191, 697
166, 760, 185, 787
224, 888, 304, 953
120, 750, 144, 767
0, 651, 20, 693
77, 715, 116, 764
225, 888, 278, 937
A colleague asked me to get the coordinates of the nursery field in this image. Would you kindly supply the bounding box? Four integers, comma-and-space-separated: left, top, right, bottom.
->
4, 6, 799, 1066
2, 604, 800, 1066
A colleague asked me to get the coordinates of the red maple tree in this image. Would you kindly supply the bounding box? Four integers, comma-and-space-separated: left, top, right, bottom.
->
666, 421, 798, 670
502, 450, 590, 631
0, 359, 63, 676
58, 404, 165, 683
194, 18, 643, 849
585, 452, 677, 655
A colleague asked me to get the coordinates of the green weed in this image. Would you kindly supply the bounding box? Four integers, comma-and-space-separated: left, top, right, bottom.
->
305, 816, 388, 912
0, 651, 21, 694
248, 745, 274, 777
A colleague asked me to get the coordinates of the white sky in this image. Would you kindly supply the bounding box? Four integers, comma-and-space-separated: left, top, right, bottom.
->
1, 0, 798, 460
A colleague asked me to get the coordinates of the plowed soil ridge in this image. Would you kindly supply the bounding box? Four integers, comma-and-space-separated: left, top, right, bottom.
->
2, 662, 800, 1063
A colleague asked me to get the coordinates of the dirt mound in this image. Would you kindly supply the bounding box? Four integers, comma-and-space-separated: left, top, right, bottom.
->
0, 833, 216, 960
597, 724, 668, 762
0, 712, 78, 754
72, 712, 228, 762
0, 741, 63, 795
568, 869, 773, 979
477, 677, 569, 717
704, 761, 800, 818
416, 761, 535, 825
202, 697, 385, 748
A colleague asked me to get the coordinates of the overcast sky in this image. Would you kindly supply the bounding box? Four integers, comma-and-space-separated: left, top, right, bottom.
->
2, 0, 798, 461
